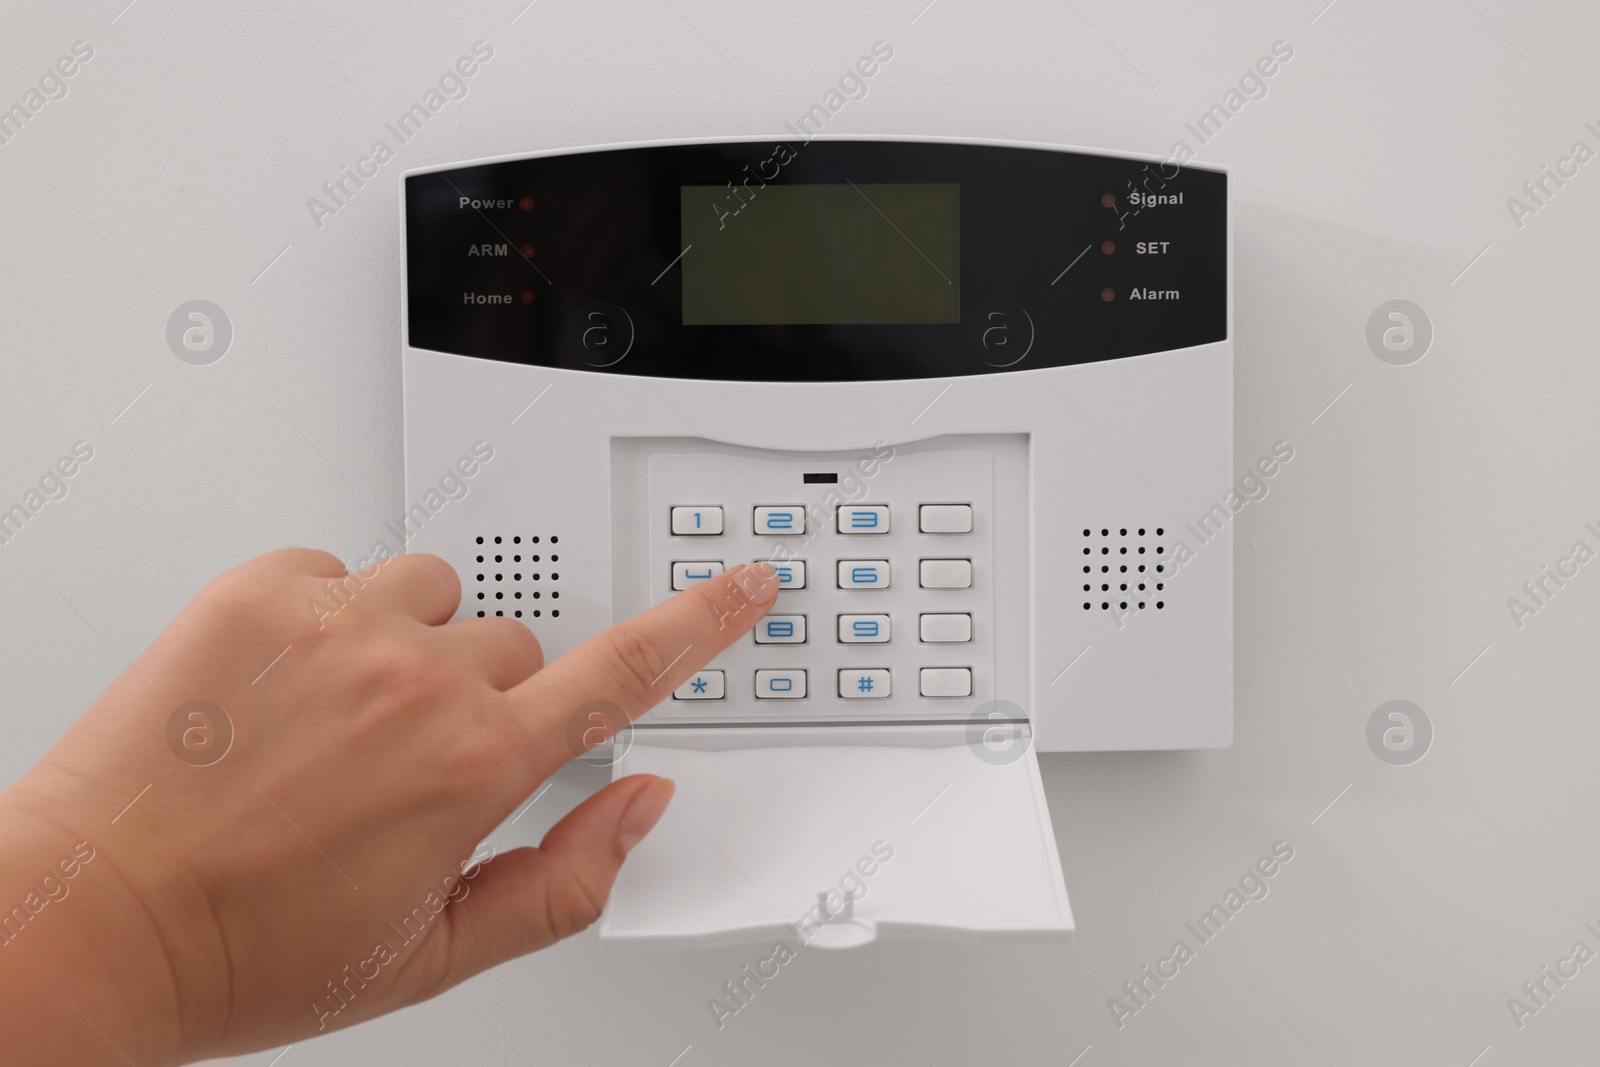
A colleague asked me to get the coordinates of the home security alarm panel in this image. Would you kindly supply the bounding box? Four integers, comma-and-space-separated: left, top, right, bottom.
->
402, 136, 1231, 947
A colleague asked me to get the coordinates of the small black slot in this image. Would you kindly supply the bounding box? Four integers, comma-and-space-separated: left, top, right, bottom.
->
803, 472, 839, 483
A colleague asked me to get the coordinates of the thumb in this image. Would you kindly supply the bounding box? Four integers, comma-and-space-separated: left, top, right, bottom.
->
442, 775, 674, 975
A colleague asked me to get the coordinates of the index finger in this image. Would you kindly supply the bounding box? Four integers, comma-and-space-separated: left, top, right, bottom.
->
511, 562, 779, 767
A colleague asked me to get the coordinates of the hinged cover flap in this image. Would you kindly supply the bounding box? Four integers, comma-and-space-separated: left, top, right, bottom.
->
600, 724, 1073, 948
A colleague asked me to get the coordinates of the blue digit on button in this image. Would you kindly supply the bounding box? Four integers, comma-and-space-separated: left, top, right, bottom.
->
851, 510, 878, 529
852, 566, 880, 585
853, 620, 879, 637
775, 565, 794, 584
767, 621, 795, 638
686, 567, 712, 580
769, 677, 793, 692
766, 511, 794, 530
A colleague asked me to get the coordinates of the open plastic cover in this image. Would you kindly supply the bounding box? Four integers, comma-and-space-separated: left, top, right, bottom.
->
600, 724, 1073, 948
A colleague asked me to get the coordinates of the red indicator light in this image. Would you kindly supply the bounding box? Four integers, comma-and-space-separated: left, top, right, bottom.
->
521, 290, 535, 305
518, 196, 533, 211
1100, 193, 1116, 208
520, 242, 535, 258
1101, 288, 1116, 302
1101, 241, 1115, 255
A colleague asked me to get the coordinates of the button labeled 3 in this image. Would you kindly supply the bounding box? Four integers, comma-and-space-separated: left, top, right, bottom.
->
837, 504, 889, 534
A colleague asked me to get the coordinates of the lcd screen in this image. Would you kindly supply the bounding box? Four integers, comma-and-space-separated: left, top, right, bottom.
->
680, 183, 959, 325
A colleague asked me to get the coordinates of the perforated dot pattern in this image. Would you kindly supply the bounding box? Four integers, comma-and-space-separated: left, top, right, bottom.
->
472, 535, 561, 619
1081, 526, 1166, 611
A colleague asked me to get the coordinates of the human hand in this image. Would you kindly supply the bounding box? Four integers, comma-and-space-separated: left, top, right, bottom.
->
0, 549, 778, 1066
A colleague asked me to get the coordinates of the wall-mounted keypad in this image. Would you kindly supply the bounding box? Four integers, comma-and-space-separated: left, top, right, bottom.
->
648, 448, 996, 721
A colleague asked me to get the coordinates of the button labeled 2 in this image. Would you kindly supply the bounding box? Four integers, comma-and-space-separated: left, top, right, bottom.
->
754, 506, 805, 535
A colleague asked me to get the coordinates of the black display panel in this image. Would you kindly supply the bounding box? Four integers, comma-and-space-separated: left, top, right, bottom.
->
404, 139, 1227, 382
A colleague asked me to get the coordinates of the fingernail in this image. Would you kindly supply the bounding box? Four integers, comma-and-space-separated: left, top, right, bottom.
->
732, 561, 778, 605
619, 777, 675, 853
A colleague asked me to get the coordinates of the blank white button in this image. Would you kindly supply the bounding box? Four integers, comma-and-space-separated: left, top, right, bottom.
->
838, 559, 890, 589
837, 504, 889, 534
919, 504, 972, 533
671, 506, 723, 535
755, 615, 806, 644
754, 506, 805, 535
919, 558, 972, 589
756, 669, 807, 699
919, 667, 972, 698
671, 561, 724, 590
673, 671, 724, 700
838, 614, 890, 643
919, 613, 972, 643
839, 669, 891, 698
771, 560, 806, 589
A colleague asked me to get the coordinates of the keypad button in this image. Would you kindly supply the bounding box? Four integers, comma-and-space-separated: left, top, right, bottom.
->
919, 558, 972, 589
839, 668, 891, 698
837, 504, 889, 534
919, 667, 972, 698
919, 504, 972, 534
837, 614, 890, 643
755, 614, 807, 644
671, 561, 724, 590
754, 506, 805, 535
673, 671, 725, 700
919, 613, 972, 643
771, 559, 806, 589
755, 669, 807, 699
837, 559, 890, 589
671, 506, 723, 535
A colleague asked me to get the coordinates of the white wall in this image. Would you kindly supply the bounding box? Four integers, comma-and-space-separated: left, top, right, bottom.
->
5, 1, 1600, 1063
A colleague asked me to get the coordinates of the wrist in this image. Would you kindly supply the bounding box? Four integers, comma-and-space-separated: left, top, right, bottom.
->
0, 773, 201, 1066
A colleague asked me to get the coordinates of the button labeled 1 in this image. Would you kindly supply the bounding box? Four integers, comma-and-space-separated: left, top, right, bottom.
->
837, 504, 889, 533
671, 506, 723, 535
837, 559, 890, 589
754, 506, 805, 535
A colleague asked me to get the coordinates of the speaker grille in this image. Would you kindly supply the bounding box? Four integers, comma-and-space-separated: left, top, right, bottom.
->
1081, 526, 1166, 612
472, 535, 561, 619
